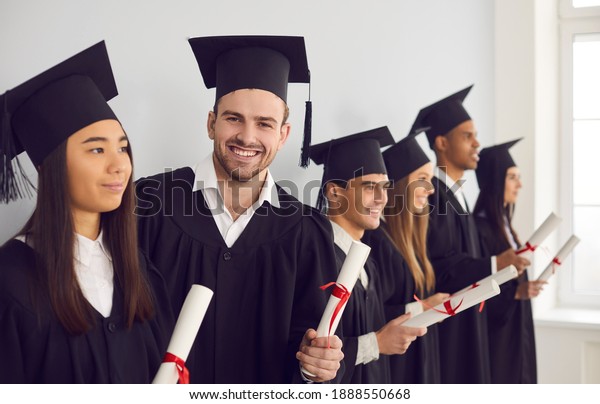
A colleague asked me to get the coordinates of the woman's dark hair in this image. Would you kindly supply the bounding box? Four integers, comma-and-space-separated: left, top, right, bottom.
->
473, 166, 521, 249
19, 136, 154, 335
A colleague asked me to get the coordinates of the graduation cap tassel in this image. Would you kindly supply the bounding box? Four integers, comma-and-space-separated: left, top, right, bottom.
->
299, 72, 312, 168
0, 92, 17, 203
316, 184, 326, 213
299, 100, 312, 168
0, 92, 34, 203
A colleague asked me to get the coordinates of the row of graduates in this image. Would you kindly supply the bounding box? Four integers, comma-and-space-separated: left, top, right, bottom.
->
0, 35, 543, 384
313, 122, 540, 384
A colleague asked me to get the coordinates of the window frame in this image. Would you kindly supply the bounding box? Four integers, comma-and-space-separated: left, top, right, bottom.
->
558, 0, 600, 308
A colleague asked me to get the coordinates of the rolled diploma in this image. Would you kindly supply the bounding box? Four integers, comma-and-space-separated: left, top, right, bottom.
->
454, 265, 518, 296
315, 240, 371, 337
152, 284, 214, 384
302, 240, 370, 378
537, 235, 580, 282
403, 279, 500, 328
517, 212, 562, 256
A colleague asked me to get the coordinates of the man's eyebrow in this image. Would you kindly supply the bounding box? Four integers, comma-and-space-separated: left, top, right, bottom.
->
220, 110, 243, 118
255, 116, 278, 124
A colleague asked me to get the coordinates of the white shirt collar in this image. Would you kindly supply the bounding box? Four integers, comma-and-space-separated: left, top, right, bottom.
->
435, 166, 468, 211
329, 220, 370, 288
192, 153, 280, 209
330, 220, 356, 254
74, 231, 111, 267
434, 166, 462, 191
434, 166, 468, 197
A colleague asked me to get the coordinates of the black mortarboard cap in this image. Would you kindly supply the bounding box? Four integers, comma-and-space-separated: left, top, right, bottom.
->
410, 85, 473, 149
475, 138, 522, 192
310, 126, 395, 211
310, 126, 395, 182
0, 41, 118, 203
188, 35, 313, 167
382, 126, 431, 182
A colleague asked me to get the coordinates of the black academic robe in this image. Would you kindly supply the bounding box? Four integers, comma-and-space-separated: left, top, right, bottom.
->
363, 226, 441, 384
475, 214, 537, 383
0, 239, 173, 383
135, 167, 338, 383
335, 245, 390, 384
426, 176, 491, 383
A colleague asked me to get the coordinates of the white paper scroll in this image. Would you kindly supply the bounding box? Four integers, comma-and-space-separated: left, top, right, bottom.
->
454, 265, 518, 296
302, 240, 371, 378
537, 235, 580, 282
316, 240, 371, 337
403, 280, 500, 328
517, 212, 562, 256
152, 284, 214, 384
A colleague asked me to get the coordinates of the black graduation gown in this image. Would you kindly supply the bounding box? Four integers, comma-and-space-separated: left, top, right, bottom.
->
335, 246, 390, 384
426, 176, 491, 383
0, 239, 173, 383
135, 167, 338, 383
363, 226, 441, 384
475, 214, 537, 383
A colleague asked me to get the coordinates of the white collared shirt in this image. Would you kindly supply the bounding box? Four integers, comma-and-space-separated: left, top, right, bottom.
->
330, 221, 379, 365
16, 231, 114, 318
434, 167, 497, 274
504, 215, 519, 250
192, 154, 280, 248
73, 232, 114, 317
330, 221, 369, 289
434, 167, 469, 212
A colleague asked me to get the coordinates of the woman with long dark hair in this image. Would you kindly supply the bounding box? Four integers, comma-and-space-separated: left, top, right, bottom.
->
362, 132, 448, 383
0, 42, 172, 383
473, 138, 544, 383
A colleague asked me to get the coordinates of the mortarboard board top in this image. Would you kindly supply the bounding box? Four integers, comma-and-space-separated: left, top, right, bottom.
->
310, 126, 394, 183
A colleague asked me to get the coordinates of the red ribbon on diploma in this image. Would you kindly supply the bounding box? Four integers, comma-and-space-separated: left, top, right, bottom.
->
470, 283, 485, 312
413, 294, 465, 316
551, 257, 562, 275
516, 242, 536, 255
162, 352, 189, 384
320, 282, 351, 348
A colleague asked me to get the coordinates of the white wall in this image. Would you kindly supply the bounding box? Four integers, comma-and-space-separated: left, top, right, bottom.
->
0, 0, 495, 243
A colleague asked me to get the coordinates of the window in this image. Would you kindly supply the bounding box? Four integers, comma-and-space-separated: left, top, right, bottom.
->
559, 1, 600, 307
572, 0, 600, 8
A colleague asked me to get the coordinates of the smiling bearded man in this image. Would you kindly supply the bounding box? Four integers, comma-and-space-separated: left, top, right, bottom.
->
135, 36, 343, 384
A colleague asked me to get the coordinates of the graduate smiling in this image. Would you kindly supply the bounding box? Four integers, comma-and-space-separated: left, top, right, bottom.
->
310, 127, 427, 383
135, 36, 343, 383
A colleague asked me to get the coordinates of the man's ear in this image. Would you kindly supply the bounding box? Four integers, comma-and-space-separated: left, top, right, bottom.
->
326, 182, 339, 199
434, 134, 447, 153
277, 122, 291, 151
207, 111, 216, 140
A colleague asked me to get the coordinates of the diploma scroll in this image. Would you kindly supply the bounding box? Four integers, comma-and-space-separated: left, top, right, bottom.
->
152, 284, 214, 384
403, 280, 500, 328
315, 240, 371, 338
517, 212, 562, 256
302, 240, 370, 378
537, 235, 580, 282
454, 265, 518, 296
